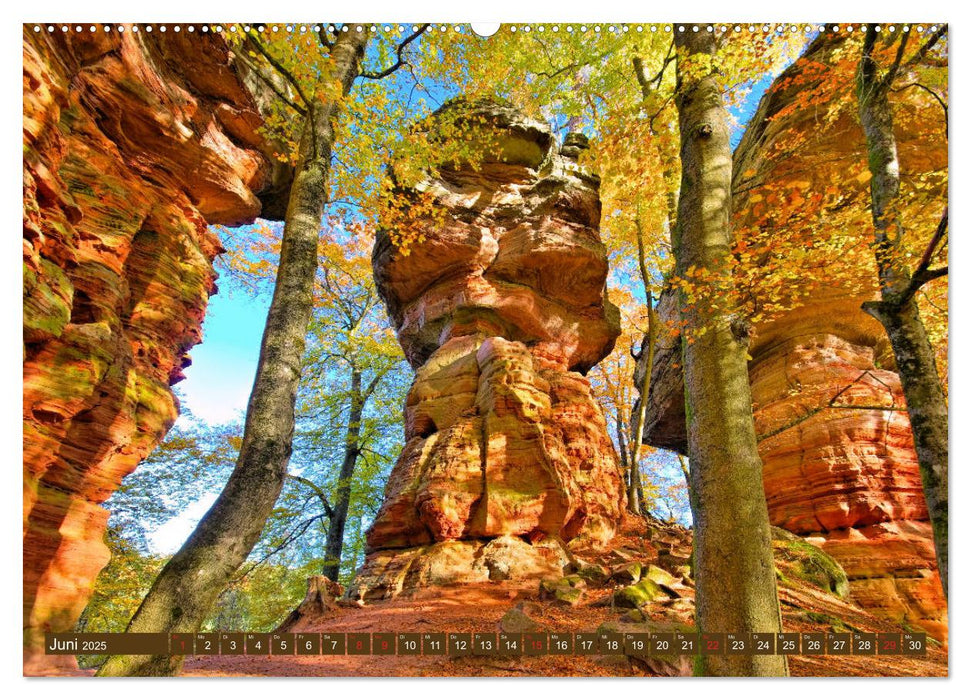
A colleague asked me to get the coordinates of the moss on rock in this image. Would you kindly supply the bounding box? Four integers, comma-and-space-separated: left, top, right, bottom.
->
613, 577, 668, 608
773, 532, 850, 599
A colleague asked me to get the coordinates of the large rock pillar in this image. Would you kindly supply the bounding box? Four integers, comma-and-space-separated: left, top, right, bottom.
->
350, 100, 625, 600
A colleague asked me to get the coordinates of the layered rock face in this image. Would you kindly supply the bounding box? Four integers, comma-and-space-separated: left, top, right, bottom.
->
23, 27, 280, 673
750, 299, 946, 642
637, 35, 947, 640
642, 297, 946, 641
350, 101, 625, 600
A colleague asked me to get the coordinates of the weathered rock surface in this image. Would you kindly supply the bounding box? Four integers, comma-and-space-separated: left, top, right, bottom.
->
23, 26, 280, 673
349, 100, 625, 601
636, 34, 947, 640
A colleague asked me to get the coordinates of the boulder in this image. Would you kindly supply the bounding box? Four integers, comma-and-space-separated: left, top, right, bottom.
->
613, 578, 669, 609
499, 606, 544, 634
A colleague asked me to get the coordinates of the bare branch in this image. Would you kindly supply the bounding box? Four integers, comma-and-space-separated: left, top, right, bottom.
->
915, 207, 949, 273
917, 266, 948, 284
919, 287, 947, 314
362, 365, 393, 401
896, 207, 949, 306
360, 24, 430, 80
892, 82, 948, 135
233, 513, 325, 582
287, 473, 335, 519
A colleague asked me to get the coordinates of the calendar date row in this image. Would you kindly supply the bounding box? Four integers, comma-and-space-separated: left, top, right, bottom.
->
47, 631, 926, 657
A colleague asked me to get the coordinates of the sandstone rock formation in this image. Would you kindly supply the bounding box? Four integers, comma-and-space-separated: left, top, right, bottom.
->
23, 26, 281, 673
349, 100, 625, 600
636, 34, 947, 641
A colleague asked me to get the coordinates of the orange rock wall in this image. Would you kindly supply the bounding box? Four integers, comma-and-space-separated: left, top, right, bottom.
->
751, 300, 946, 641
23, 27, 277, 673
639, 34, 947, 640
351, 102, 625, 600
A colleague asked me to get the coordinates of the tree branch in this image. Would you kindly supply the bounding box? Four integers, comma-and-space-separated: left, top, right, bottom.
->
676, 454, 690, 483
904, 25, 948, 70
233, 513, 326, 582
633, 41, 675, 100
915, 206, 949, 273
360, 24, 430, 79
245, 32, 312, 110
916, 266, 948, 284
648, 93, 675, 134
895, 207, 949, 306
860, 25, 881, 103
880, 30, 910, 90
317, 25, 334, 50
234, 50, 307, 116
287, 473, 335, 519
892, 82, 948, 135
362, 366, 392, 401
535, 45, 616, 81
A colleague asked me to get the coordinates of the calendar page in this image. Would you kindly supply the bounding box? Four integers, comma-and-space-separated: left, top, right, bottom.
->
22, 17, 948, 681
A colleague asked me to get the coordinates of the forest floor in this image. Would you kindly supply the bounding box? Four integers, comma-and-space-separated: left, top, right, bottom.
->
183, 517, 947, 678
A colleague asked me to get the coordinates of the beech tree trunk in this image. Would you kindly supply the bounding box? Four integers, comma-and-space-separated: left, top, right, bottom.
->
97, 30, 368, 677
857, 25, 948, 597
863, 298, 948, 598
322, 367, 364, 581
629, 456, 646, 515
627, 219, 657, 519
615, 412, 641, 515
673, 28, 787, 677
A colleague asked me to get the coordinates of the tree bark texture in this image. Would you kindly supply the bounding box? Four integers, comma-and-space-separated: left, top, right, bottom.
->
673, 27, 787, 677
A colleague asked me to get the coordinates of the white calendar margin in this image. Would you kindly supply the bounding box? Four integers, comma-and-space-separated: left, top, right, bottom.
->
3, 1, 965, 698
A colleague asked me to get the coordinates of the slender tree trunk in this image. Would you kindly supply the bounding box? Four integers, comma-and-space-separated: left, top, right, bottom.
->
673, 28, 786, 677
631, 57, 677, 522
97, 30, 368, 677
676, 454, 691, 486
628, 215, 658, 518
616, 412, 630, 469
322, 367, 364, 581
630, 455, 646, 515
857, 26, 948, 597
616, 413, 639, 514
863, 299, 948, 597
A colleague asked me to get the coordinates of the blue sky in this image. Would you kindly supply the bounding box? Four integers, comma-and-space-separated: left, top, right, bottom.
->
178, 279, 269, 425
